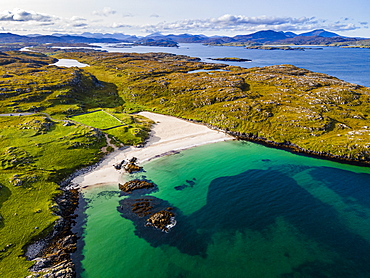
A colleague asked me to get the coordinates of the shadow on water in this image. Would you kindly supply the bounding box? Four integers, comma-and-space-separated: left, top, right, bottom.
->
115, 167, 370, 276
310, 166, 370, 209
117, 196, 208, 257
190, 168, 370, 276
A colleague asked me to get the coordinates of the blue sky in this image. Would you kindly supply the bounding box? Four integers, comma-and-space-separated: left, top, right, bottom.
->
0, 0, 369, 37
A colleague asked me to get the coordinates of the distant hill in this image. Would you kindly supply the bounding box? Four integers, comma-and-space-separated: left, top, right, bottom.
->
0, 33, 27, 42
233, 30, 289, 43
298, 29, 340, 38
0, 29, 367, 46
272, 36, 360, 45
283, 31, 298, 38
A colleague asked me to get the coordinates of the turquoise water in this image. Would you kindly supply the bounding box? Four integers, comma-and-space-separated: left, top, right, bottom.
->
76, 141, 370, 278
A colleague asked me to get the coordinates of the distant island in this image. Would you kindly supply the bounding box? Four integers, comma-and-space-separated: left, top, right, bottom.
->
210, 45, 323, 51
209, 57, 252, 62
0, 29, 369, 51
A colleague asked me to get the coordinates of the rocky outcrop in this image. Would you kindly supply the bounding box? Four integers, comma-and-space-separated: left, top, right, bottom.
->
26, 189, 79, 278
209, 57, 251, 62
119, 179, 156, 194
146, 209, 176, 233
123, 157, 143, 173
118, 197, 177, 233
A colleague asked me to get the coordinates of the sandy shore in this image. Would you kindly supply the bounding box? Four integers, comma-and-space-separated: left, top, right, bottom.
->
71, 112, 233, 188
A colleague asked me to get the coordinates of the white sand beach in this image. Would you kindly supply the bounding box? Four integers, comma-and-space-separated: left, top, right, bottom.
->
71, 112, 233, 188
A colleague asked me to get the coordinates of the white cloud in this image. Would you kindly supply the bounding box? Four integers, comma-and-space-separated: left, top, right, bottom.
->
142, 14, 361, 34
92, 7, 117, 17
70, 16, 87, 22
72, 23, 88, 28
111, 22, 131, 28
122, 13, 134, 18
0, 9, 365, 37
0, 8, 54, 22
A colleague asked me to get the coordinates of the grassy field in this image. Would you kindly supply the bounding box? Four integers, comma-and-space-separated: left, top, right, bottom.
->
0, 115, 107, 277
70, 110, 123, 129
0, 51, 152, 277
60, 51, 370, 162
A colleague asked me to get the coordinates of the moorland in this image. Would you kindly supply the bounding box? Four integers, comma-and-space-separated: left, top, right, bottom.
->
1, 47, 370, 277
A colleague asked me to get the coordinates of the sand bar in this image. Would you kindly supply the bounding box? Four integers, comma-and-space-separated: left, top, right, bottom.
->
71, 112, 233, 188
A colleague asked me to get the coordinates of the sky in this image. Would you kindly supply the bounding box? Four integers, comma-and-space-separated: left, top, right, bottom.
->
0, 0, 369, 37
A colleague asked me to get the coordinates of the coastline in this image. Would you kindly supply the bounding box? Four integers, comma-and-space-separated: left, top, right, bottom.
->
26, 111, 232, 277
27, 111, 370, 277
70, 111, 233, 189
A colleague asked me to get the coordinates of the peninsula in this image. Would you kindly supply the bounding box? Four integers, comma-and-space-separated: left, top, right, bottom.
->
1, 48, 370, 277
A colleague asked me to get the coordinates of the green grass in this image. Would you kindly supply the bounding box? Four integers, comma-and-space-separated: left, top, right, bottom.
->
58, 51, 370, 162
0, 51, 154, 277
70, 110, 123, 129
0, 115, 107, 277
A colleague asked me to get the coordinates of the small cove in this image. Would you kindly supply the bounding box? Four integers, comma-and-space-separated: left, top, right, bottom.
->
72, 43, 370, 277
51, 59, 90, 68
75, 140, 370, 277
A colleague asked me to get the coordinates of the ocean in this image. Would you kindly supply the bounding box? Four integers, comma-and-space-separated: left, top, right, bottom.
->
74, 45, 370, 277
76, 141, 370, 278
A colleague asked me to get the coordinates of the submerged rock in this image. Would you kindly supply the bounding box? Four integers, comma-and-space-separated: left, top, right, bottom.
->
118, 197, 176, 232
131, 199, 153, 217
117, 196, 208, 256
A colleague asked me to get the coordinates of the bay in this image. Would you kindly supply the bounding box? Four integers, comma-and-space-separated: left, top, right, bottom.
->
76, 141, 370, 278
74, 43, 370, 277
94, 43, 370, 87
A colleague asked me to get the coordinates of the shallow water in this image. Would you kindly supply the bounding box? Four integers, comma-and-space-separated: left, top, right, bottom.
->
51, 59, 89, 68
76, 141, 370, 278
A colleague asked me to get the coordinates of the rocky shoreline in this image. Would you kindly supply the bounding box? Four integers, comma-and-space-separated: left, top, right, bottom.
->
26, 189, 79, 278
230, 131, 370, 166
24, 149, 122, 277
183, 118, 370, 167
24, 113, 370, 277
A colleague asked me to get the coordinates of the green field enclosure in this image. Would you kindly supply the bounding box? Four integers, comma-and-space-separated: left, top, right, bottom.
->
70, 110, 124, 130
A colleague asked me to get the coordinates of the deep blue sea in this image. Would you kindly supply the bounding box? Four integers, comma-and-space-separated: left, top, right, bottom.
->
75, 45, 370, 278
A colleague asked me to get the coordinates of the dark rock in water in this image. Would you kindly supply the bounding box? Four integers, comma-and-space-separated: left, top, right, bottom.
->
174, 184, 187, 191
119, 179, 156, 194
261, 159, 271, 162
146, 210, 176, 233
131, 199, 153, 217
174, 178, 197, 190
185, 179, 195, 186
117, 196, 208, 257
118, 197, 175, 232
